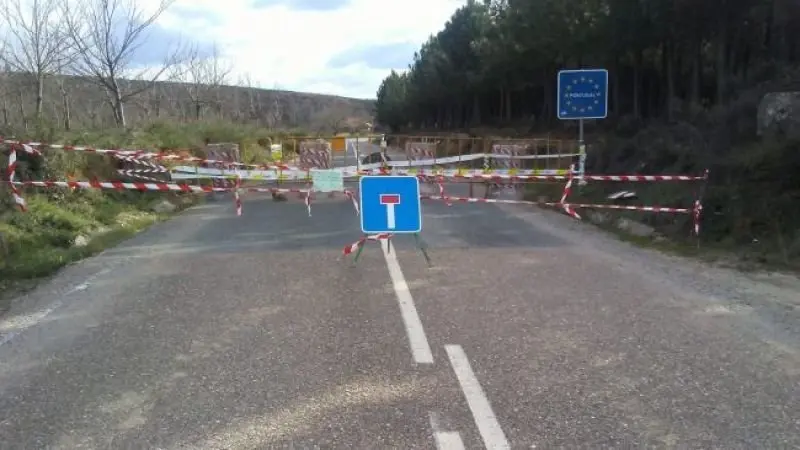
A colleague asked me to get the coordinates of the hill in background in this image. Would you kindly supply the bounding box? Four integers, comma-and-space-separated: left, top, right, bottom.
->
0, 71, 376, 135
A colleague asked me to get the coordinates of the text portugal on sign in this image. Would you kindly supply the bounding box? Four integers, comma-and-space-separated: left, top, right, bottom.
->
557, 69, 609, 120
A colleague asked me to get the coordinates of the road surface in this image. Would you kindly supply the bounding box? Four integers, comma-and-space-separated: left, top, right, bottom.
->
1, 162, 799, 448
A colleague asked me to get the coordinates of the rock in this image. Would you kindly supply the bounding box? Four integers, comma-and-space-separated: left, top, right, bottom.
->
73, 235, 89, 247
757, 92, 800, 139
586, 211, 612, 225
616, 218, 655, 238
152, 199, 177, 213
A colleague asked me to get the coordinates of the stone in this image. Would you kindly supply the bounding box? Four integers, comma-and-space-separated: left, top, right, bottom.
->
616, 218, 655, 238
152, 199, 177, 213
73, 235, 89, 247
757, 91, 800, 139
586, 211, 612, 225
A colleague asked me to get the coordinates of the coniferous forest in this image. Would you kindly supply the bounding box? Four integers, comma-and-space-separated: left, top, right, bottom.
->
375, 0, 800, 268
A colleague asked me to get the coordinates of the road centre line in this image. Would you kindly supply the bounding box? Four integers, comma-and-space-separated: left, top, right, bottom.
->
429, 411, 466, 450
445, 345, 510, 449
381, 240, 434, 364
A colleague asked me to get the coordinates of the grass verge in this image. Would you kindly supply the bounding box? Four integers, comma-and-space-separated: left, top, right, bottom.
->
522, 182, 799, 273
0, 189, 198, 314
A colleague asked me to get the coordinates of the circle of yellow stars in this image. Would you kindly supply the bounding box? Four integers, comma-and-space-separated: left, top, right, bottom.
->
562, 75, 603, 114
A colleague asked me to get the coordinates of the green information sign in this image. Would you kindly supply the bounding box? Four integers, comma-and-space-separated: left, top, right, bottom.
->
311, 169, 344, 192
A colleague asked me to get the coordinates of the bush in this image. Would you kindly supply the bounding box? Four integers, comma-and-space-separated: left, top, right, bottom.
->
1, 121, 278, 286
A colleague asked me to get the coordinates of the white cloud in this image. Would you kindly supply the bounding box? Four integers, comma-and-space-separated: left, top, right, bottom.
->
148, 0, 466, 99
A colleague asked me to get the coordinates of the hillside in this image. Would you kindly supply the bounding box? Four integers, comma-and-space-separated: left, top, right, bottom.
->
0, 71, 375, 134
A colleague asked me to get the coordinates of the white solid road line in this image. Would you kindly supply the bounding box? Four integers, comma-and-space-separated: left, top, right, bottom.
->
382, 240, 434, 364
445, 345, 510, 450
429, 412, 466, 450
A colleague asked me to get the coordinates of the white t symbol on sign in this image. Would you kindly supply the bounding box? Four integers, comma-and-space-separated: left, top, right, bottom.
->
379, 194, 400, 229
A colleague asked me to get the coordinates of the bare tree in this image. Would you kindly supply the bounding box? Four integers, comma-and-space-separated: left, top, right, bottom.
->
238, 73, 259, 123
177, 43, 231, 120
62, 0, 181, 127
0, 0, 71, 120
0, 63, 10, 127
265, 95, 282, 129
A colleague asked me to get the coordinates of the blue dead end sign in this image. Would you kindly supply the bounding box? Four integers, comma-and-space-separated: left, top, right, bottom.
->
359, 175, 422, 234
557, 69, 608, 120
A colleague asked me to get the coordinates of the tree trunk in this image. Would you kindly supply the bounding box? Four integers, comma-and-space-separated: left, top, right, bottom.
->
690, 41, 701, 106
471, 94, 481, 125
505, 89, 511, 121
59, 80, 71, 130
665, 42, 676, 121
111, 78, 127, 127
2, 98, 8, 126
612, 59, 621, 117
633, 50, 642, 118
17, 91, 27, 130
716, 16, 728, 105
498, 88, 504, 123
36, 76, 44, 119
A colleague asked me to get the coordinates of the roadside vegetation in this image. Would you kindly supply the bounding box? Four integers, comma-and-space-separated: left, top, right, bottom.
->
0, 0, 373, 308
0, 121, 316, 311
374, 0, 800, 270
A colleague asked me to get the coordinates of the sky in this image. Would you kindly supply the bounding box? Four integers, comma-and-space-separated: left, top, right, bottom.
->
132, 0, 467, 99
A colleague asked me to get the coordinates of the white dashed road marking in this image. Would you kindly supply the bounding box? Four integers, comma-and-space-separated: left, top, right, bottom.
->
446, 344, 510, 449
429, 411, 466, 449
382, 240, 434, 364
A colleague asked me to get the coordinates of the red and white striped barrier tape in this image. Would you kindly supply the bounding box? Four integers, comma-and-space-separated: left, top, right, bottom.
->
1, 139, 294, 170
435, 175, 451, 207
561, 203, 692, 213
118, 168, 169, 175
6, 179, 360, 217
422, 195, 540, 206
10, 179, 227, 192
5, 144, 42, 211
117, 170, 167, 183
692, 199, 702, 236
342, 233, 392, 255
3, 139, 709, 182
413, 173, 707, 182
421, 195, 693, 214
560, 166, 580, 219
234, 174, 242, 216
345, 190, 359, 216
120, 158, 169, 171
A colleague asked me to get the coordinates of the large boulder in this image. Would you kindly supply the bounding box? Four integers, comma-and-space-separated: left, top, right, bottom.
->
616, 218, 655, 238
757, 92, 800, 139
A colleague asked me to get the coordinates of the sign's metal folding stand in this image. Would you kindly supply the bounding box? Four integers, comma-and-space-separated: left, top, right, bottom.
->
351, 174, 429, 267
351, 233, 432, 267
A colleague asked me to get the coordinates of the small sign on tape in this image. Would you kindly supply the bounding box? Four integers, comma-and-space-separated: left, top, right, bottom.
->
311, 169, 344, 192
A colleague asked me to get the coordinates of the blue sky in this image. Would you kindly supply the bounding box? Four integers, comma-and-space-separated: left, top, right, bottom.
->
133, 0, 466, 99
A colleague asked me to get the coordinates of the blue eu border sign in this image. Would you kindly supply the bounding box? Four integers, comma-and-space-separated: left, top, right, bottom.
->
557, 69, 608, 120
359, 175, 422, 234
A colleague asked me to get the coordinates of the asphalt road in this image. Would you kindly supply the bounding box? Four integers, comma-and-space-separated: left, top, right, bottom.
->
1, 160, 799, 448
